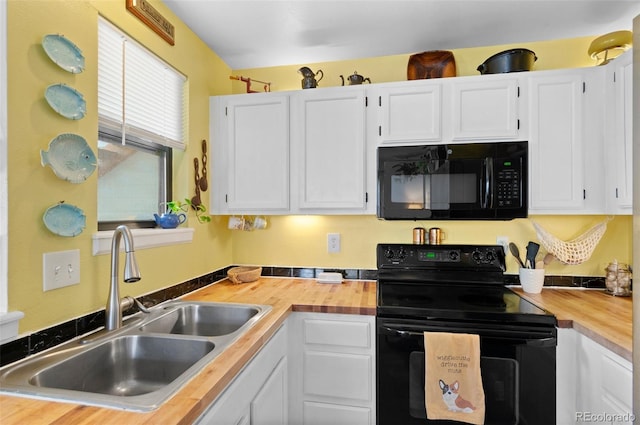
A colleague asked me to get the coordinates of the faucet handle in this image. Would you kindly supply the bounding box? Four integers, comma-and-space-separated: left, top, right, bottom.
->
120, 296, 151, 314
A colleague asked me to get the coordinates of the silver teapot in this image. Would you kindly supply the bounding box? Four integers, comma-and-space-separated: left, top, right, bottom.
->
298, 67, 323, 89
340, 71, 371, 86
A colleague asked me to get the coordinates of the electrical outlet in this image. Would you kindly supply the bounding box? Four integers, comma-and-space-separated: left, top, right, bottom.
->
496, 236, 509, 255
327, 233, 341, 253
43, 249, 80, 291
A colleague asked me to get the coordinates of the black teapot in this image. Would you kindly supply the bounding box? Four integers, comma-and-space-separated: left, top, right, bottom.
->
340, 71, 371, 86
298, 67, 323, 89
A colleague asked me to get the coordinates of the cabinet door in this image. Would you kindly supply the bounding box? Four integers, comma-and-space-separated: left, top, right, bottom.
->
611, 54, 633, 212
292, 87, 367, 211
225, 94, 290, 212
375, 82, 442, 145
528, 73, 585, 212
251, 357, 287, 425
451, 78, 520, 140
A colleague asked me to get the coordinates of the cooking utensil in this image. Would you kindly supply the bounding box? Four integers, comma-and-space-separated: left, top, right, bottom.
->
477, 48, 537, 74
525, 241, 540, 269
509, 243, 525, 268
191, 158, 202, 207
199, 140, 208, 192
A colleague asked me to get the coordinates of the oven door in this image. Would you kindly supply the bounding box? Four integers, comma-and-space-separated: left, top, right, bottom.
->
376, 317, 556, 425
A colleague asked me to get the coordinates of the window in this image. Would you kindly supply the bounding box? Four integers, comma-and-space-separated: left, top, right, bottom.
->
97, 17, 186, 230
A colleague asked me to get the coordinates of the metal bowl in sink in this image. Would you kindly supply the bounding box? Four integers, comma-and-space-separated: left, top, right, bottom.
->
139, 301, 266, 337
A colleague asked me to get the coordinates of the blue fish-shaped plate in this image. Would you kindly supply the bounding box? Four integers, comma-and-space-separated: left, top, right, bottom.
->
42, 34, 85, 74
41, 133, 96, 183
44, 84, 86, 120
43, 203, 86, 237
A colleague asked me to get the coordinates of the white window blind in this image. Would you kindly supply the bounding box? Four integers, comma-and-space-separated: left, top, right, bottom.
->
98, 18, 186, 150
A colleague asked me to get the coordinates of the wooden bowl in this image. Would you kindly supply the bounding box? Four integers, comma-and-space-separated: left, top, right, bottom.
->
227, 266, 262, 284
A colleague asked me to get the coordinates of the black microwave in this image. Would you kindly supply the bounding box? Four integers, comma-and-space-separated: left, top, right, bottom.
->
377, 141, 527, 220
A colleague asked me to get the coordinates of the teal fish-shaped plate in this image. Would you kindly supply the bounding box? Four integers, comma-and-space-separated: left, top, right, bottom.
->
44, 84, 86, 120
41, 133, 96, 183
43, 203, 86, 237
42, 34, 85, 74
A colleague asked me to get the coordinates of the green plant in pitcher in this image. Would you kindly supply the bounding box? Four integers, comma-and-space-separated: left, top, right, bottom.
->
165, 199, 211, 224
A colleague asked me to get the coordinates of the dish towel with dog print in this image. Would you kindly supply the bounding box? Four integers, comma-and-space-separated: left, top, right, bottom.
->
424, 332, 485, 425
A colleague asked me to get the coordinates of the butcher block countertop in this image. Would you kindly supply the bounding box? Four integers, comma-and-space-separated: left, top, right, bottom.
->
513, 287, 632, 362
0, 278, 632, 424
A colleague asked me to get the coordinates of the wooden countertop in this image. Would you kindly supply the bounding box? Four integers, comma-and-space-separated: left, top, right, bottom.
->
512, 286, 632, 362
0, 278, 632, 424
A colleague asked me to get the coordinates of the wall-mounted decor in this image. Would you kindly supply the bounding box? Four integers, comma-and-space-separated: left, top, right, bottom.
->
126, 0, 175, 45
43, 202, 86, 237
44, 83, 86, 120
41, 34, 85, 74
41, 133, 96, 183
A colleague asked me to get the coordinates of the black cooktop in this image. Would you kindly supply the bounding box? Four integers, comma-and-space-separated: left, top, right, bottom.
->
376, 244, 556, 326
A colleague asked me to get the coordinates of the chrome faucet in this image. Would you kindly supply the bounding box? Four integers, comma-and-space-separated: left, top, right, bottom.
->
105, 225, 141, 331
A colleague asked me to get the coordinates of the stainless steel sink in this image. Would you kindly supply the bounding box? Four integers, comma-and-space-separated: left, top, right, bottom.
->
139, 302, 261, 336
0, 300, 271, 411
29, 335, 215, 396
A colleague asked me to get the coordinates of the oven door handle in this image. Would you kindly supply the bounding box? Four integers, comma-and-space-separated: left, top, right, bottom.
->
380, 324, 556, 343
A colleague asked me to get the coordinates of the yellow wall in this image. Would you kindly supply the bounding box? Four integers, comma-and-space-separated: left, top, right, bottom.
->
5, 0, 633, 336
231, 36, 599, 93
231, 215, 632, 276
7, 0, 233, 333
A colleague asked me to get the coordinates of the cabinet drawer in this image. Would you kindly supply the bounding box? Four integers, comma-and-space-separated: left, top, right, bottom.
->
303, 351, 372, 401
303, 401, 371, 425
303, 318, 371, 348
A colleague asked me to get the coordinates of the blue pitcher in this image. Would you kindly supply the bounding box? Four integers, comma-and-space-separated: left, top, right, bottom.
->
154, 212, 186, 229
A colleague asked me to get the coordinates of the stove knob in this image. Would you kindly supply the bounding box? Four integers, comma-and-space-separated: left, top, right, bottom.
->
485, 250, 495, 263
472, 250, 482, 263
448, 250, 459, 261
397, 247, 407, 260
384, 248, 394, 259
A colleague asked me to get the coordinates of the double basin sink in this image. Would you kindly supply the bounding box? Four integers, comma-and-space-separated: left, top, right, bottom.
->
0, 300, 271, 411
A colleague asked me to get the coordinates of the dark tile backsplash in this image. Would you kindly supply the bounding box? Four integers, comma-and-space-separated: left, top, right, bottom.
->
0, 265, 613, 367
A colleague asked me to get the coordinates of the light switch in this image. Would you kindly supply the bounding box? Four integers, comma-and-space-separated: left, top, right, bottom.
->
43, 249, 80, 291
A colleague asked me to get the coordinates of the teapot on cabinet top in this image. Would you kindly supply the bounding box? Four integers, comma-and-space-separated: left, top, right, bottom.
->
340, 71, 371, 86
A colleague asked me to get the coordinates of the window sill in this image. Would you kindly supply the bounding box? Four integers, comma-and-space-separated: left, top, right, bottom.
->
92, 227, 194, 255
0, 311, 25, 344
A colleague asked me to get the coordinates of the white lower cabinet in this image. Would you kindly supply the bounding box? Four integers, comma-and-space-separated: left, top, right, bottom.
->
196, 323, 288, 425
557, 328, 633, 425
289, 313, 376, 425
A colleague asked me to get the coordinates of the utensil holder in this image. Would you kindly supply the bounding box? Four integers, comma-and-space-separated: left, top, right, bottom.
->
519, 268, 545, 294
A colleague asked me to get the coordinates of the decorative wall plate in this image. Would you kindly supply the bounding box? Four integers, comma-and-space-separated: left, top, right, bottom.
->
41, 133, 96, 183
42, 34, 85, 73
43, 202, 86, 237
44, 83, 86, 120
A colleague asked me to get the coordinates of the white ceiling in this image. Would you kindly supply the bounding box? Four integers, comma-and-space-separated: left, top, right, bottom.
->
163, 0, 640, 69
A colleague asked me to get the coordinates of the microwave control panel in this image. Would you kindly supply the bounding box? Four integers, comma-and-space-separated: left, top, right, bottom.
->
495, 159, 522, 208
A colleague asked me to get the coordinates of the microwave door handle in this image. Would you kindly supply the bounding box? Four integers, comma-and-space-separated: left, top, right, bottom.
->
481, 158, 493, 209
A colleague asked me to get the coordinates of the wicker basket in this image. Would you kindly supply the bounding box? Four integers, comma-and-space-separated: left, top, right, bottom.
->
227, 266, 262, 284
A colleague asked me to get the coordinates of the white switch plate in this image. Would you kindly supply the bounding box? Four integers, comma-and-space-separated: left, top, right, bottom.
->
496, 236, 509, 255
327, 233, 341, 253
43, 249, 80, 291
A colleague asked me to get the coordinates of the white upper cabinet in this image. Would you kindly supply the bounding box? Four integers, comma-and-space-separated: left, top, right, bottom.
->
528, 71, 587, 212
291, 86, 369, 212
373, 81, 442, 145
606, 51, 633, 214
210, 93, 290, 214
450, 77, 521, 141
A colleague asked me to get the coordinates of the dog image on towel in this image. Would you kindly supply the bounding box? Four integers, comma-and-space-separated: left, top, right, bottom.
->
438, 379, 476, 413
